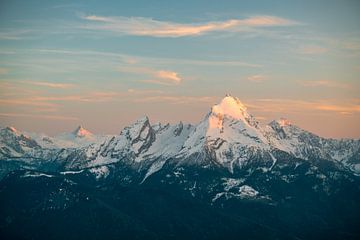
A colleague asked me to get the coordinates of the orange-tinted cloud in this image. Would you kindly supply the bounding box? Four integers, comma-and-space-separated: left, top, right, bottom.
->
246, 98, 360, 115
299, 80, 350, 89
155, 70, 181, 83
23, 81, 75, 89
247, 75, 267, 82
118, 66, 182, 85
131, 95, 217, 104
299, 46, 328, 55
0, 98, 57, 107
240, 16, 297, 26
81, 15, 297, 38
0, 112, 78, 121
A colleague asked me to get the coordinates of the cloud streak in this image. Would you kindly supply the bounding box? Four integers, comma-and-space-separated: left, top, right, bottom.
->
299, 80, 351, 89
299, 46, 328, 55
0, 112, 78, 121
247, 98, 360, 115
131, 95, 217, 104
28, 48, 261, 68
118, 66, 182, 85
247, 75, 267, 82
23, 81, 75, 89
0, 98, 57, 107
81, 15, 298, 38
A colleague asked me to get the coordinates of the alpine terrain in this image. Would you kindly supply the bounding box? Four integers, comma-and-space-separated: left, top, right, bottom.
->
0, 95, 359, 240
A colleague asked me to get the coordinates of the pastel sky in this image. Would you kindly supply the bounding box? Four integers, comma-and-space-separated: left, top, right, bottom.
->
0, 0, 359, 138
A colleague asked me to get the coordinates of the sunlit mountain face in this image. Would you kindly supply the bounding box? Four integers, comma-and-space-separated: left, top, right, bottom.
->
0, 95, 360, 239
1, 0, 360, 239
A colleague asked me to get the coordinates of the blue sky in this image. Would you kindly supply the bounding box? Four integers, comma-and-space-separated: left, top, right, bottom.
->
0, 0, 359, 138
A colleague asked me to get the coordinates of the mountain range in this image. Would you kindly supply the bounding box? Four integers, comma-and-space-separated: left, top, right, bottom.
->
0, 95, 359, 239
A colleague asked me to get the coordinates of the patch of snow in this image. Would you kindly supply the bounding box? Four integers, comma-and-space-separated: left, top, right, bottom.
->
89, 166, 109, 179
269, 153, 277, 169
316, 173, 327, 180
212, 192, 226, 202
22, 172, 54, 178
173, 169, 184, 178
238, 185, 259, 198
60, 170, 84, 175
352, 164, 360, 174
222, 177, 245, 191
141, 160, 166, 183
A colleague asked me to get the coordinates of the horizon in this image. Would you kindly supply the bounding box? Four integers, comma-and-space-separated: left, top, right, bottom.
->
0, 0, 360, 138
1, 94, 358, 140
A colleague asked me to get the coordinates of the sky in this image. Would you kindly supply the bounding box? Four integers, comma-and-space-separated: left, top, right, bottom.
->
0, 0, 359, 138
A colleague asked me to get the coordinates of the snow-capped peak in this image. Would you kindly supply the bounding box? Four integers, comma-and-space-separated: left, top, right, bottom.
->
210, 95, 247, 122
180, 95, 270, 167
123, 116, 151, 138
208, 95, 260, 132
72, 125, 93, 138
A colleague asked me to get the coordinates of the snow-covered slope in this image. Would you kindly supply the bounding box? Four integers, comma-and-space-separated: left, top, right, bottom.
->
0, 127, 40, 158
265, 118, 360, 172
66, 117, 194, 169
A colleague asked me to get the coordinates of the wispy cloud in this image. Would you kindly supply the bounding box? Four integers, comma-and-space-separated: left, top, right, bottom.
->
299, 80, 350, 89
81, 15, 298, 38
0, 68, 8, 74
0, 81, 42, 97
0, 29, 34, 40
23, 81, 75, 89
0, 112, 78, 121
31, 92, 119, 103
0, 91, 120, 109
341, 40, 360, 51
141, 79, 179, 86
132, 95, 217, 104
118, 66, 182, 85
247, 74, 267, 82
0, 98, 57, 107
299, 46, 328, 55
315, 104, 360, 114
247, 98, 360, 115
28, 48, 261, 68
155, 70, 181, 83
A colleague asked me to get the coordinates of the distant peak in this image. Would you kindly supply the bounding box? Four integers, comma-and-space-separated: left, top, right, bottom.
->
72, 125, 92, 138
123, 116, 151, 133
135, 116, 149, 124
277, 118, 292, 127
269, 118, 292, 129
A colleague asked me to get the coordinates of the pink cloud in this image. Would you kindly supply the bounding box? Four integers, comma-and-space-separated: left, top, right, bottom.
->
24, 81, 75, 89
82, 15, 297, 38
